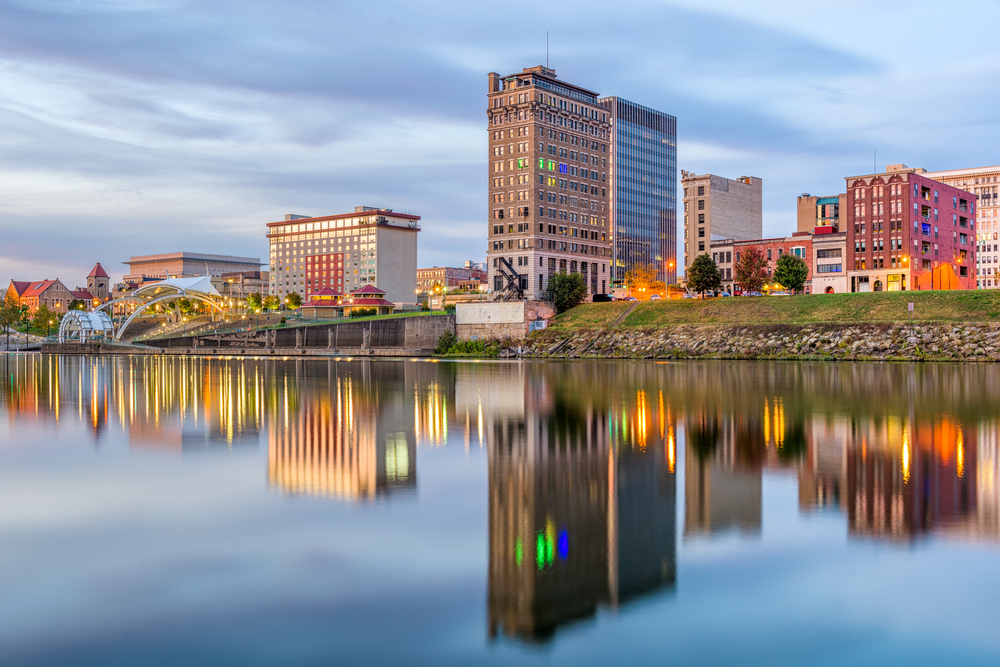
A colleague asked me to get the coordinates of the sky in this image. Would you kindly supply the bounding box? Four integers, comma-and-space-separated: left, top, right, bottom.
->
1, 0, 999, 285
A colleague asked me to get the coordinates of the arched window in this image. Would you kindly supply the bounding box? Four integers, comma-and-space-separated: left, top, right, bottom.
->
874, 280, 883, 292
825, 286, 834, 293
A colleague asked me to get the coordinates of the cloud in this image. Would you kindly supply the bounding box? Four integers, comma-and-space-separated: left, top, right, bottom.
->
0, 0, 998, 282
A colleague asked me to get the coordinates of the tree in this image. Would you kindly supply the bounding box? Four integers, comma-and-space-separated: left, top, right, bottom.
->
686, 254, 722, 298
773, 254, 808, 293
175, 298, 194, 315
68, 299, 87, 311
263, 295, 280, 311
547, 272, 587, 314
734, 246, 769, 294
624, 262, 663, 298
0, 293, 20, 349
246, 293, 263, 312
286, 292, 302, 310
33, 304, 55, 334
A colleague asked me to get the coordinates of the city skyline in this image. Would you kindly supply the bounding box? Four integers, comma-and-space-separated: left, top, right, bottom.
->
1, 1, 999, 283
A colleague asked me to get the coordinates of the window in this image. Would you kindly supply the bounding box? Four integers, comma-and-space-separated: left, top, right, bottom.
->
698, 228, 705, 238
698, 200, 705, 210
697, 186, 704, 196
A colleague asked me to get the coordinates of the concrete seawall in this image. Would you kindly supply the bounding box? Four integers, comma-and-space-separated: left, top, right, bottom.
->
44, 315, 456, 357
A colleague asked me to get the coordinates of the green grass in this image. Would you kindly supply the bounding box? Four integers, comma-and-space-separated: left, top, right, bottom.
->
551, 291, 1000, 329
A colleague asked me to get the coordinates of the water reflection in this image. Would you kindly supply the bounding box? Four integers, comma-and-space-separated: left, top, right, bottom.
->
3, 355, 1000, 652
474, 363, 677, 642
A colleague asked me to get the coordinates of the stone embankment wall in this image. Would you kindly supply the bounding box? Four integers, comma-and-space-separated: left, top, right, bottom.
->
523, 323, 1000, 361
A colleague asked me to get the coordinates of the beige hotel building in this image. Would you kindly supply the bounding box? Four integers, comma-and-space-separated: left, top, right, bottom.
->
266, 207, 420, 306
486, 66, 613, 299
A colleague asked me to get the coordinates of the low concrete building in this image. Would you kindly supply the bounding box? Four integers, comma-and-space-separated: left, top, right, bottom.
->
455, 301, 555, 340
124, 252, 261, 282
811, 229, 849, 293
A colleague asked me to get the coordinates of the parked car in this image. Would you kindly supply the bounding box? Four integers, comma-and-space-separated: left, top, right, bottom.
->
771, 290, 791, 296
682, 293, 697, 299
650, 294, 662, 301
746, 291, 763, 297
718, 291, 732, 297
592, 293, 614, 302
623, 296, 637, 301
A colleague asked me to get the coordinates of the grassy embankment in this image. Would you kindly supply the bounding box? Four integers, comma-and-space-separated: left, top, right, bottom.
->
551, 291, 1000, 329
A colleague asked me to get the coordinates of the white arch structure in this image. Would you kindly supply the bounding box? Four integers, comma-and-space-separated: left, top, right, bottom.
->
59, 310, 115, 343
96, 276, 226, 341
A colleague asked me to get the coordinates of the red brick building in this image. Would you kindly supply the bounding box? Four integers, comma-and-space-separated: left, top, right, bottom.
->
844, 165, 976, 292
711, 232, 813, 294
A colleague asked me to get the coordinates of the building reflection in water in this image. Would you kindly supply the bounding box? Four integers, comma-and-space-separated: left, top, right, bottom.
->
0, 354, 264, 447
267, 360, 417, 501
476, 363, 676, 643
4, 356, 999, 547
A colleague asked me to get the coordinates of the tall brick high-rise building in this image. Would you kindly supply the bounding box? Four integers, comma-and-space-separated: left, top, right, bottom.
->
844, 164, 976, 292
486, 66, 613, 299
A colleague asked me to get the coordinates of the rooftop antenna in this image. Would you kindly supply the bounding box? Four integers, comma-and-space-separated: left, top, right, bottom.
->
546, 31, 549, 68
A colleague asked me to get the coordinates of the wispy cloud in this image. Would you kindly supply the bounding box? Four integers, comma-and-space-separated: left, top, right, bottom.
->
0, 0, 998, 281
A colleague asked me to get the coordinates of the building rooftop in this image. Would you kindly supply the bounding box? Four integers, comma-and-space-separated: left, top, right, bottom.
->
87, 263, 109, 279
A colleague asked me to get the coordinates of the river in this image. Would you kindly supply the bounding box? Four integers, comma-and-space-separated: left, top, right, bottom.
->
1, 355, 998, 665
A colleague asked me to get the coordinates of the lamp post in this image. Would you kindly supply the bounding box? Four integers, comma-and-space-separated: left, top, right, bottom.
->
47, 319, 53, 339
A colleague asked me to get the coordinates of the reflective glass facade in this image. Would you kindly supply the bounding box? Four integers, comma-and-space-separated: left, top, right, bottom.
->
599, 97, 677, 285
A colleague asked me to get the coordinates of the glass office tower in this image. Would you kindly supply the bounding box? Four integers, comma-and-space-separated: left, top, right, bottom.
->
598, 97, 677, 285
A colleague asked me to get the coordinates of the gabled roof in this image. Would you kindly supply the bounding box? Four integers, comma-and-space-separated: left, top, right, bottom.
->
22, 280, 62, 298
301, 299, 343, 308
349, 298, 394, 307
309, 287, 343, 298
88, 263, 109, 279
350, 284, 385, 296
8, 280, 31, 297
71, 290, 94, 300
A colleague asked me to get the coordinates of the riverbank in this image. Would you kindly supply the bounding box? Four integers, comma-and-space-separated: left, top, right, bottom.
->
551, 291, 1000, 329
523, 322, 1000, 361
522, 292, 1000, 361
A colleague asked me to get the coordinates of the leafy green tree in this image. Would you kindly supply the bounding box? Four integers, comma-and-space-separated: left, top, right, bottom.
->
262, 295, 280, 311
686, 254, 722, 298
68, 299, 87, 311
246, 293, 263, 312
734, 246, 769, 294
175, 298, 194, 315
32, 304, 56, 335
547, 272, 587, 314
286, 292, 302, 310
772, 254, 808, 293
0, 293, 21, 348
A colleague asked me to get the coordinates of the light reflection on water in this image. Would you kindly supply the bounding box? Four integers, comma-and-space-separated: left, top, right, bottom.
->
1, 355, 999, 665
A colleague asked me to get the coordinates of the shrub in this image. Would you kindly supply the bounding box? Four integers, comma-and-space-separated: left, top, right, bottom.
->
547, 272, 588, 313
435, 330, 457, 354
349, 308, 378, 318
279, 317, 287, 325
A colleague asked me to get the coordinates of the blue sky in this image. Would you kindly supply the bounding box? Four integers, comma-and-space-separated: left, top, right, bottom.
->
1, 0, 998, 285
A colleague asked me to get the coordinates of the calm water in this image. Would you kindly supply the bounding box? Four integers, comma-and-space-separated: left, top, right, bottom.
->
2, 355, 999, 666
